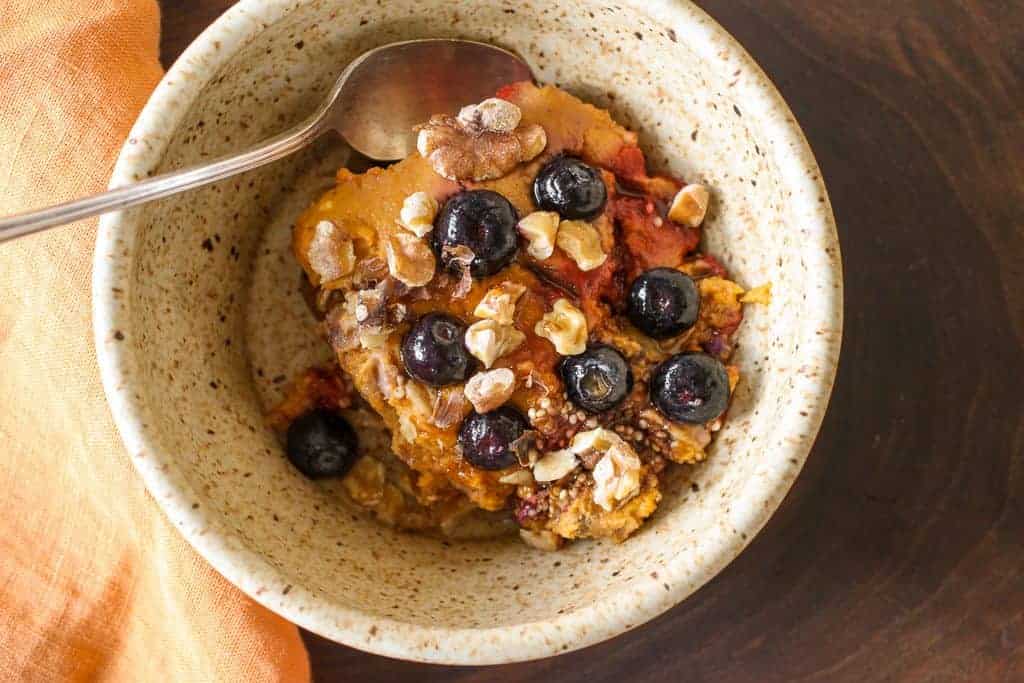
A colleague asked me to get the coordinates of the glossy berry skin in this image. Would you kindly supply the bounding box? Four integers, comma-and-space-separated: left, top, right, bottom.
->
458, 406, 530, 470
560, 345, 633, 413
627, 268, 701, 339
532, 156, 608, 220
434, 190, 518, 277
649, 353, 730, 424
286, 409, 359, 479
401, 313, 474, 386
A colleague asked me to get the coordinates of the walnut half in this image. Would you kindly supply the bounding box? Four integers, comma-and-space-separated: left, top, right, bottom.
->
416, 98, 547, 181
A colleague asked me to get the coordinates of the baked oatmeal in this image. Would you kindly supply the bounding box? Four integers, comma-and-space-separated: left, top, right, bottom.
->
269, 82, 765, 550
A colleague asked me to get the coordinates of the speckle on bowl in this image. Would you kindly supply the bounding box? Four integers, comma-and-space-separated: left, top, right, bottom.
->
93, 0, 841, 665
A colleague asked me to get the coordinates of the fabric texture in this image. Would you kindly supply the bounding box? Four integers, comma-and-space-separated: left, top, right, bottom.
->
0, 1, 311, 680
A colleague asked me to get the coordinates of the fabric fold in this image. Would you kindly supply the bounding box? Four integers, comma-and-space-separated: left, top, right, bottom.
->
0, 2, 311, 680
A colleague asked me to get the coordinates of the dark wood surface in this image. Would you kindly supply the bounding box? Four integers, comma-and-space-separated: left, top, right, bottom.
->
160, 2, 1024, 680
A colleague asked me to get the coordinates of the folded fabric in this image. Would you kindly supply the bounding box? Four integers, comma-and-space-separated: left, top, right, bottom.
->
0, 2, 310, 680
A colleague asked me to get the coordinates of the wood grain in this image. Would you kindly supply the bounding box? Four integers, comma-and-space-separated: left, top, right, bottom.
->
158, 1, 1024, 680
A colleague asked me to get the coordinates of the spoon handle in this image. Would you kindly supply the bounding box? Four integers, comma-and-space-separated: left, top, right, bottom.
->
0, 114, 325, 244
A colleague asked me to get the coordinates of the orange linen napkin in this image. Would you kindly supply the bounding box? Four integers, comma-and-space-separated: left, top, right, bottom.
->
0, 2, 311, 681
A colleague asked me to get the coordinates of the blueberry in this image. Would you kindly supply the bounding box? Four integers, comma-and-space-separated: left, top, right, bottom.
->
434, 190, 518, 277
286, 409, 359, 478
627, 268, 700, 339
649, 353, 730, 424
401, 313, 474, 386
532, 156, 607, 220
560, 345, 633, 413
458, 406, 530, 470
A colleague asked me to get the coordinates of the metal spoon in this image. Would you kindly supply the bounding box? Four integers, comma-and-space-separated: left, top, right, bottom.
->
0, 39, 533, 243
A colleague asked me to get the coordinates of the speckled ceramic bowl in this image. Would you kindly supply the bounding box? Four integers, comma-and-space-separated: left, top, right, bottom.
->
93, 0, 841, 664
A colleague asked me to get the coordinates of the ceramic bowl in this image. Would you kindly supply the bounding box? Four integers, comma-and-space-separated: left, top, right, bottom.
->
93, 0, 841, 664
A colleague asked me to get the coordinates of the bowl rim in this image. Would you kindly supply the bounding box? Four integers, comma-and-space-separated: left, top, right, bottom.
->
92, 0, 842, 664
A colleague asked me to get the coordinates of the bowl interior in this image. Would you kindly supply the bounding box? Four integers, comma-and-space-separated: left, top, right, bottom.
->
98, 0, 840, 662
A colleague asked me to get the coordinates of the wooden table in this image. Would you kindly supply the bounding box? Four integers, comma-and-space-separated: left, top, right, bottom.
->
161, 2, 1024, 680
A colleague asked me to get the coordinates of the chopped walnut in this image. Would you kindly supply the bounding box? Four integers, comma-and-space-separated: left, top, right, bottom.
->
668, 183, 710, 227
354, 278, 407, 349
573, 428, 642, 511
473, 281, 526, 325
398, 191, 439, 238
521, 366, 553, 396
463, 368, 516, 413
307, 220, 355, 283
569, 427, 624, 455
465, 319, 526, 368
532, 448, 579, 482
416, 98, 547, 181
431, 387, 470, 429
517, 211, 560, 260
355, 287, 383, 323
442, 244, 475, 299
385, 231, 435, 287
535, 298, 587, 355
556, 219, 607, 271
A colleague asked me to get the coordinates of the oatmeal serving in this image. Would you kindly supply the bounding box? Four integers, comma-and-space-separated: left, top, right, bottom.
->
269, 82, 767, 550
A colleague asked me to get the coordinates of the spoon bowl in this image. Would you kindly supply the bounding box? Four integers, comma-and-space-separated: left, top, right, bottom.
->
0, 39, 532, 242
331, 40, 533, 160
